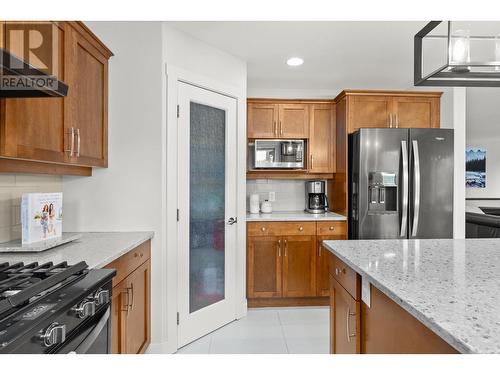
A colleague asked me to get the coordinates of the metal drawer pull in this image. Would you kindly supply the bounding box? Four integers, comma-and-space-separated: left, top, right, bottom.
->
346, 307, 356, 342
261, 227, 266, 232
329, 226, 334, 231
299, 226, 304, 231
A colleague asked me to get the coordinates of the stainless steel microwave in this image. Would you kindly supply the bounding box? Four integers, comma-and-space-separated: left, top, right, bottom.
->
250, 140, 305, 169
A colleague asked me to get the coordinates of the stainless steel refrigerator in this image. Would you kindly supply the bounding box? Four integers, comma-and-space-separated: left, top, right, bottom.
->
349, 128, 454, 239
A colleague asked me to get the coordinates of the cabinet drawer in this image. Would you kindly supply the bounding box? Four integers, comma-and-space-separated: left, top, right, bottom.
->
328, 253, 360, 300
317, 221, 347, 236
105, 240, 151, 287
248, 221, 316, 236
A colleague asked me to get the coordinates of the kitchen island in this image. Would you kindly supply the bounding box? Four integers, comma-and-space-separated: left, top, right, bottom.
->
323, 238, 500, 354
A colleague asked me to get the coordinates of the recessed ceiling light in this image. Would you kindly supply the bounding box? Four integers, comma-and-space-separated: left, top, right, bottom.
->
286, 57, 304, 67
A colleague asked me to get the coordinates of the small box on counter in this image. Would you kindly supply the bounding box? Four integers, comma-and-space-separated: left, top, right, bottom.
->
21, 192, 63, 244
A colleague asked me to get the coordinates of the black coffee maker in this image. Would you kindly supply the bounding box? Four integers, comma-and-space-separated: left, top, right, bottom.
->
305, 180, 329, 213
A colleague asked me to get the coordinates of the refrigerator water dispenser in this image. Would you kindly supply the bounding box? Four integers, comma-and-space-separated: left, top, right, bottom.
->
368, 172, 397, 213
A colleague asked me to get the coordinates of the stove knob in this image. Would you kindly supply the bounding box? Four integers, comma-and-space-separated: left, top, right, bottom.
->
94, 289, 110, 305
72, 300, 96, 319
41, 322, 66, 347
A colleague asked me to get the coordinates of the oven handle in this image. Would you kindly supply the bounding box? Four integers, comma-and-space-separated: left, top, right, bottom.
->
69, 306, 110, 354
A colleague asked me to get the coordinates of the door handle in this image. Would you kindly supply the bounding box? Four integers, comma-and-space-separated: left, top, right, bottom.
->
227, 217, 237, 225
400, 140, 409, 237
411, 140, 421, 237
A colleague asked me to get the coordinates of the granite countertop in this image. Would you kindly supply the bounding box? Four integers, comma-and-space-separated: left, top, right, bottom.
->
0, 232, 154, 269
322, 238, 500, 354
246, 210, 347, 222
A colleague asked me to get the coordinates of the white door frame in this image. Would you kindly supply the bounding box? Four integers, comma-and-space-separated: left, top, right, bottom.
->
165, 65, 247, 353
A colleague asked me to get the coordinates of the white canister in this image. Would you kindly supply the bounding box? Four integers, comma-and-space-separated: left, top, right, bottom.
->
261, 200, 273, 213
249, 194, 260, 214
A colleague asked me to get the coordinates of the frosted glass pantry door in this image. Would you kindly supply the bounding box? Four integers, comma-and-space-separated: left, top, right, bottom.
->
177, 82, 237, 348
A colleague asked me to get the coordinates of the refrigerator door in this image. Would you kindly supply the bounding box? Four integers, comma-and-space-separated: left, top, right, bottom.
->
409, 129, 454, 239
351, 128, 409, 239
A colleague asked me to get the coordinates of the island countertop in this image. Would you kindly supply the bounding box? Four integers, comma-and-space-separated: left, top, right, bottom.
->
322, 238, 500, 354
0, 232, 154, 269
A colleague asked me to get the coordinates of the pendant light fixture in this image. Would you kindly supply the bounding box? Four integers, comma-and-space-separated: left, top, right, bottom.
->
414, 21, 500, 87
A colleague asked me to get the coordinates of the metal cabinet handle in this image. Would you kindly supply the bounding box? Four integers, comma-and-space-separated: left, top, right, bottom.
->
299, 226, 304, 231
121, 288, 130, 312
274, 121, 277, 136
129, 283, 134, 310
280, 121, 283, 136
284, 239, 287, 256
278, 239, 281, 257
75, 128, 81, 157
389, 113, 393, 128
395, 113, 399, 128
411, 140, 421, 237
311, 154, 314, 169
65, 128, 75, 156
400, 140, 409, 237
318, 244, 321, 257
346, 307, 356, 342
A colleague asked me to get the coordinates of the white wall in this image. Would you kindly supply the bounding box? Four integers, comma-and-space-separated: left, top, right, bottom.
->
163, 24, 247, 353
62, 21, 166, 344
466, 87, 500, 199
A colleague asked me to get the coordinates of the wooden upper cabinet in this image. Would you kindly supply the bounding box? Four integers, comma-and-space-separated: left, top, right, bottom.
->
309, 103, 334, 173
348, 95, 392, 133
282, 235, 316, 298
278, 103, 309, 138
336, 91, 442, 134
247, 101, 310, 139
247, 102, 278, 138
0, 22, 67, 163
65, 23, 111, 167
0, 21, 112, 175
392, 96, 440, 129
247, 236, 282, 298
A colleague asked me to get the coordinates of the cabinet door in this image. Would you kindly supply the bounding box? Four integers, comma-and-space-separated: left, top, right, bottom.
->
278, 103, 309, 138
0, 22, 68, 163
348, 95, 392, 133
316, 237, 336, 297
247, 103, 278, 138
110, 278, 129, 354
282, 235, 316, 297
247, 236, 282, 298
65, 25, 109, 167
330, 276, 360, 354
392, 96, 440, 129
125, 260, 151, 354
308, 104, 334, 173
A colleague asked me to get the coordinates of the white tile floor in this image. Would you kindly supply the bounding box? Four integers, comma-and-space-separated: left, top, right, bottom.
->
176, 307, 329, 354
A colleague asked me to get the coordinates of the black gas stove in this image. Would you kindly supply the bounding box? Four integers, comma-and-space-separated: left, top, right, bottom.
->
0, 261, 115, 354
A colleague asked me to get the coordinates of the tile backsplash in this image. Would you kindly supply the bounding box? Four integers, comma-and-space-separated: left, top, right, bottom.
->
0, 174, 62, 243
247, 179, 318, 212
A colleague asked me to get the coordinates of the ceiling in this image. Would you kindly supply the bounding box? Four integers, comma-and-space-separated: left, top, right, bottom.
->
169, 21, 429, 91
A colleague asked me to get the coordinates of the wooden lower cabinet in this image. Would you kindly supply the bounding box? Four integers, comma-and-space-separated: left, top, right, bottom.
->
247, 221, 346, 307
106, 240, 151, 354
247, 236, 282, 298
330, 276, 360, 353
328, 252, 457, 354
282, 235, 316, 297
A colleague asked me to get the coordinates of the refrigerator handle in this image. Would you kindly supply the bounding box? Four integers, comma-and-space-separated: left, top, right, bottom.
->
400, 140, 409, 238
411, 140, 421, 237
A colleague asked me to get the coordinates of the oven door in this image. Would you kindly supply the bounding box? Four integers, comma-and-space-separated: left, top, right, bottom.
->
56, 307, 111, 354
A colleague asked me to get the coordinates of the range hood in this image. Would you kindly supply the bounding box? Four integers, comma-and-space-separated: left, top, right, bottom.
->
0, 48, 68, 98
